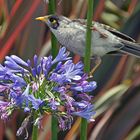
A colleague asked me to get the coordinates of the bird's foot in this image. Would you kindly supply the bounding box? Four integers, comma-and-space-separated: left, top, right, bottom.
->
89, 56, 101, 77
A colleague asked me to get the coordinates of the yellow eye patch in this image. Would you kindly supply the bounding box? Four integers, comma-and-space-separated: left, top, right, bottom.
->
49, 17, 57, 24
52, 19, 57, 24
49, 16, 59, 29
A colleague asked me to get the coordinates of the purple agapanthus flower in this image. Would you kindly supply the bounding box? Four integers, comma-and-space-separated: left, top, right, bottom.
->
48, 98, 60, 110
0, 47, 97, 135
49, 60, 83, 84
0, 101, 13, 120
72, 104, 95, 122
52, 47, 71, 64
71, 81, 97, 92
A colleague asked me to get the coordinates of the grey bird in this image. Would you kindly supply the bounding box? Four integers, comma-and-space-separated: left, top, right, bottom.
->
36, 15, 140, 59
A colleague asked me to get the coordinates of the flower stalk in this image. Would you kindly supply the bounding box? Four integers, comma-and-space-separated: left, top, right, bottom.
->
81, 0, 94, 140
51, 116, 58, 140
49, 0, 58, 140
49, 0, 58, 58
32, 113, 38, 140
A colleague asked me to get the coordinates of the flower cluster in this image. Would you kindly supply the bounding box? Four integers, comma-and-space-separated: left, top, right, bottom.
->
0, 47, 96, 132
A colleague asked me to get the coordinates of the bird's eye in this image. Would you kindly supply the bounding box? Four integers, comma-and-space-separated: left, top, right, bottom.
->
49, 16, 59, 29
49, 17, 56, 24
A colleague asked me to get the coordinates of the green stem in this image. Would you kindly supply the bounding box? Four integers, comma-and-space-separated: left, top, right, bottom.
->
80, 118, 88, 140
49, 1, 58, 140
51, 116, 58, 140
49, 0, 58, 58
84, 0, 94, 72
32, 114, 38, 140
81, 0, 94, 140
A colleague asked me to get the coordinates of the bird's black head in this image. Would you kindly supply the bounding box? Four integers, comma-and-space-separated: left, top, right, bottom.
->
36, 15, 60, 29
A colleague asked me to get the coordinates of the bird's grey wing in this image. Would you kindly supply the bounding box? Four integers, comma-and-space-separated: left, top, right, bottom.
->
119, 40, 140, 57
72, 19, 140, 57
72, 19, 135, 42
96, 23, 140, 57
72, 19, 87, 27
72, 19, 109, 39
92, 22, 136, 42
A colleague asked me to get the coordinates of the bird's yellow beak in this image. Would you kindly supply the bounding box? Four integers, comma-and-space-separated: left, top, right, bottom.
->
35, 16, 48, 22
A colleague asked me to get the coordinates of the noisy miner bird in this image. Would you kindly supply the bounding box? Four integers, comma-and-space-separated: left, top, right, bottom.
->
36, 15, 140, 74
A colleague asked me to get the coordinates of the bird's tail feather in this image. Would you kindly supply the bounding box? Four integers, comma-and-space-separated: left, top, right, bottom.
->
120, 41, 140, 58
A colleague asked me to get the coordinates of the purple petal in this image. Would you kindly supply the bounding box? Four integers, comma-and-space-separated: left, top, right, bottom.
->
11, 55, 28, 67
52, 47, 71, 64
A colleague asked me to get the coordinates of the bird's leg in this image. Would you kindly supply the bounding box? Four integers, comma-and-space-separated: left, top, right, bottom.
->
89, 56, 101, 77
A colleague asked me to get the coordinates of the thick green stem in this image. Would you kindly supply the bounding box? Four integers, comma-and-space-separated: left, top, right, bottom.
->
51, 116, 58, 140
32, 125, 38, 140
49, 1, 58, 140
84, 0, 94, 72
80, 118, 88, 140
81, 0, 94, 140
49, 0, 58, 58
32, 114, 38, 140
